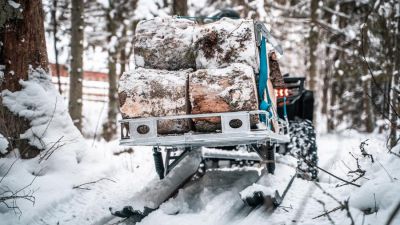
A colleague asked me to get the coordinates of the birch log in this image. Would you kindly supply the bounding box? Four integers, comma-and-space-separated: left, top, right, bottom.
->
193, 18, 259, 72
119, 68, 192, 134
189, 63, 259, 132
134, 17, 195, 70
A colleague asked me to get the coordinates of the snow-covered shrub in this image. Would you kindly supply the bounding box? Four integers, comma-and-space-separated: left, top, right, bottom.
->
1, 67, 86, 170
348, 143, 400, 224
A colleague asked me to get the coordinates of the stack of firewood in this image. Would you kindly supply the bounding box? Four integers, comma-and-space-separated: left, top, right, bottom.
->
119, 16, 260, 134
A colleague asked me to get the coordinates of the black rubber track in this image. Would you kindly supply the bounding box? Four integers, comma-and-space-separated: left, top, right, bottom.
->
286, 119, 318, 180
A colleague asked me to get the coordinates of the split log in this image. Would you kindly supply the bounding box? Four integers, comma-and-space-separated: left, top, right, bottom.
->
119, 68, 192, 134
189, 63, 259, 132
134, 17, 196, 70
193, 18, 259, 72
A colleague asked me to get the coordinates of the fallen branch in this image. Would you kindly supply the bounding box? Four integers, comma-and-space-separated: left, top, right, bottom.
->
313, 183, 355, 225
0, 170, 38, 215
343, 199, 355, 225
313, 197, 336, 225
313, 205, 343, 220
38, 135, 65, 163
73, 178, 116, 190
304, 158, 361, 187
314, 182, 342, 205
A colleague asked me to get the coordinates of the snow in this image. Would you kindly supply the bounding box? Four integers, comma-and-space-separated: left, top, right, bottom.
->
7, 0, 20, 9
0, 134, 8, 154
0, 68, 136, 225
134, 0, 169, 20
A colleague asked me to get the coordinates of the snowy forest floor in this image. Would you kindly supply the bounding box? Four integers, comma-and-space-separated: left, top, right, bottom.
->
3, 130, 399, 225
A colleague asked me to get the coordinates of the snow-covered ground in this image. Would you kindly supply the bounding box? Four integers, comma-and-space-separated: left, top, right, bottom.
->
2, 130, 399, 225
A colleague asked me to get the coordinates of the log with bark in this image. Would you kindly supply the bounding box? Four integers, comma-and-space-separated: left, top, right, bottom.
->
134, 17, 195, 70
0, 0, 48, 158
193, 18, 259, 72
119, 68, 192, 134
189, 63, 259, 132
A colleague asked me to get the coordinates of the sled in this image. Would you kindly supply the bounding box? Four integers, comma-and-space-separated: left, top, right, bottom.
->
113, 14, 319, 223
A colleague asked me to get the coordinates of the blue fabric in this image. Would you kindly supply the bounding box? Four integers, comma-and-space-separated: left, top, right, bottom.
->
283, 96, 288, 118
259, 37, 271, 122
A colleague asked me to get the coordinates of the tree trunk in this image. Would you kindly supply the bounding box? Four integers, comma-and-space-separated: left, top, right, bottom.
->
172, 0, 188, 16
389, 72, 398, 148
361, 25, 374, 133
308, 0, 319, 125
363, 80, 374, 132
69, 0, 84, 132
119, 26, 127, 78
51, 0, 62, 94
389, 10, 400, 148
0, 0, 48, 158
321, 47, 330, 115
101, 6, 118, 141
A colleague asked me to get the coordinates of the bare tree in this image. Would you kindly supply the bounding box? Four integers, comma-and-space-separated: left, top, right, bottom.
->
69, 0, 84, 132
0, 0, 48, 158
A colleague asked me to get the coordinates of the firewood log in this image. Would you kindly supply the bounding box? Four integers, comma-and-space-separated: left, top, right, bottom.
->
134, 17, 196, 70
119, 68, 192, 134
189, 63, 259, 132
193, 18, 259, 72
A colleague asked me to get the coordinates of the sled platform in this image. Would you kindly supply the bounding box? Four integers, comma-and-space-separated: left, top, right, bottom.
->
120, 110, 290, 147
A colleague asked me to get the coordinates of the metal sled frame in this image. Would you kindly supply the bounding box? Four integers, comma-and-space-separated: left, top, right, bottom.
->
120, 110, 290, 147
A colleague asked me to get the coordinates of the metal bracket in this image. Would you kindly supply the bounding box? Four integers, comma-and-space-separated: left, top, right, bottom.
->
164, 147, 192, 176
254, 21, 283, 55
120, 111, 290, 147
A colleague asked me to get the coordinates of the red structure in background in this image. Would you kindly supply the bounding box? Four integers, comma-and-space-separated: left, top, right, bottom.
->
49, 63, 109, 102
49, 63, 108, 82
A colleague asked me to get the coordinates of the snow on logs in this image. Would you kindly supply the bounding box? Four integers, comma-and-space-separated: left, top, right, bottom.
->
134, 17, 196, 70
189, 64, 259, 132
118, 68, 191, 134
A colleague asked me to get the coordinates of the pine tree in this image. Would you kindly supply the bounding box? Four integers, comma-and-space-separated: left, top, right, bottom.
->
0, 0, 48, 158
69, 0, 84, 132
